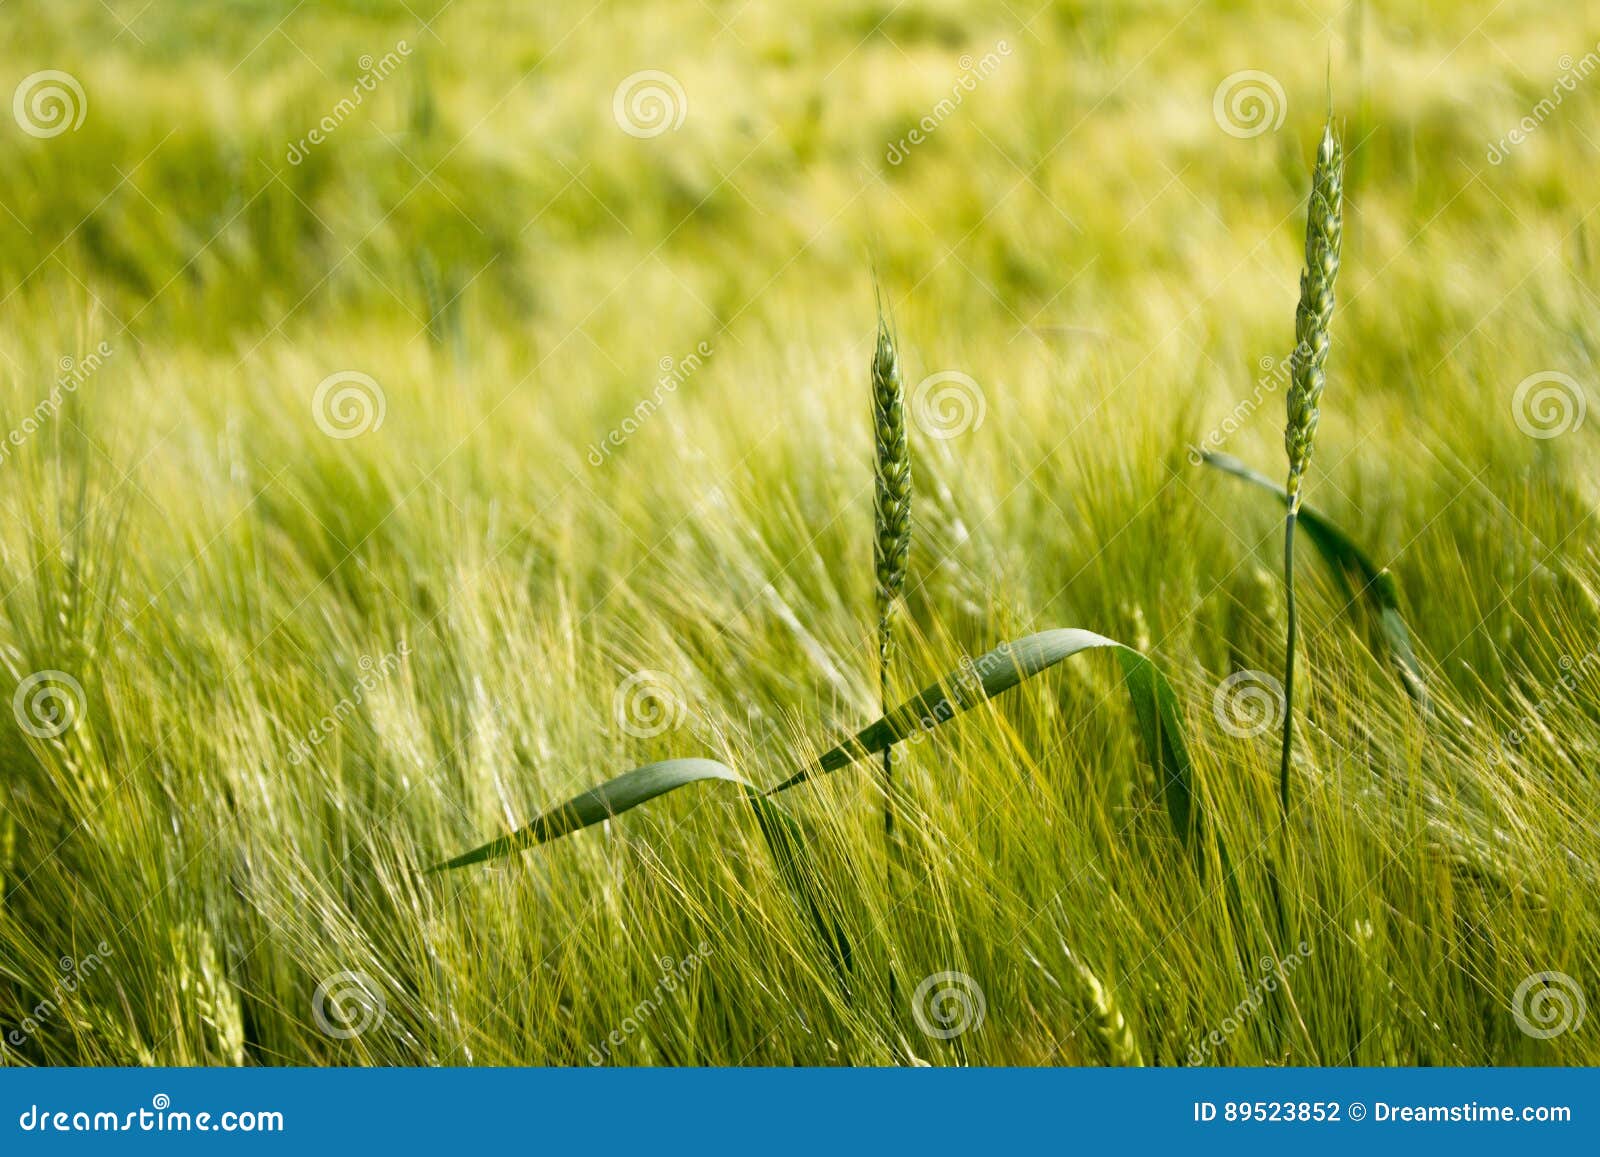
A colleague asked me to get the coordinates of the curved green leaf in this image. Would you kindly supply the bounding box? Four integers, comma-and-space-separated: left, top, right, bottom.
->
1200, 451, 1427, 706
428, 758, 747, 871
427, 758, 851, 978
767, 629, 1197, 848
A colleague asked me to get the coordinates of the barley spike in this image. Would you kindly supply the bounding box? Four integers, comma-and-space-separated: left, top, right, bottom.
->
1064, 946, 1144, 1066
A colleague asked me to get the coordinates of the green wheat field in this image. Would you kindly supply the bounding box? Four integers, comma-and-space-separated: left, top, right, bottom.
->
2, 0, 1598, 1066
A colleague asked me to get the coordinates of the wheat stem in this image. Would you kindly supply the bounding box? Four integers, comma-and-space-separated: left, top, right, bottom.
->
1279, 512, 1298, 814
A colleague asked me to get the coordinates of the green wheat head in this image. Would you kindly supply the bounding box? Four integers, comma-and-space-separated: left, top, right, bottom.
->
1284, 120, 1345, 510
872, 311, 911, 681
1278, 116, 1346, 818
1065, 947, 1145, 1066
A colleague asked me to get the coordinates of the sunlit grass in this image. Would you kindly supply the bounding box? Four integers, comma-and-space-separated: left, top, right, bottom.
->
0, 0, 1597, 1065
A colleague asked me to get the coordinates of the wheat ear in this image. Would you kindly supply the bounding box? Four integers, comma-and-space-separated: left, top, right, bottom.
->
872, 306, 911, 844
1280, 119, 1345, 813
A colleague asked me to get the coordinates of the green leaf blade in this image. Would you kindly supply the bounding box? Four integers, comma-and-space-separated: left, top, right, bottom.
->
427, 758, 853, 982
770, 629, 1199, 849
1201, 450, 1427, 706
427, 758, 749, 872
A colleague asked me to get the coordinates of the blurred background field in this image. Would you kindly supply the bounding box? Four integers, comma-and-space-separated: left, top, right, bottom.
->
1, 0, 1598, 1065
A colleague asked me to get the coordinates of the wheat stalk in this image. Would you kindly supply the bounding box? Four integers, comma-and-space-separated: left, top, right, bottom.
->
871, 305, 911, 843
1280, 118, 1345, 813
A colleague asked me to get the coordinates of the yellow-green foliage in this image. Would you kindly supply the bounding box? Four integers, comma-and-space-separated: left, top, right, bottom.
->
0, 0, 1596, 1065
